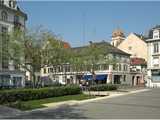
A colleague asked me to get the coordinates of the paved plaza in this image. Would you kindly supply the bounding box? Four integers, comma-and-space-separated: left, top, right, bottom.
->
1, 88, 159, 119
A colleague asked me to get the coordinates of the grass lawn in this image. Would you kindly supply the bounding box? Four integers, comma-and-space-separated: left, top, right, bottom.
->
6, 94, 96, 111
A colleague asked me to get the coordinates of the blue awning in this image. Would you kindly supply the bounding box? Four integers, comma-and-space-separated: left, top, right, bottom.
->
83, 75, 93, 81
83, 74, 107, 81
96, 75, 107, 81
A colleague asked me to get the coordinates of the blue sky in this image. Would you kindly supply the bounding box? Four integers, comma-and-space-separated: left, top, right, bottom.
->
18, 1, 160, 47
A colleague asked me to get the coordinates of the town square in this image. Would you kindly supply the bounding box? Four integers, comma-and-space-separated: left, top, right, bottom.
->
0, 0, 160, 119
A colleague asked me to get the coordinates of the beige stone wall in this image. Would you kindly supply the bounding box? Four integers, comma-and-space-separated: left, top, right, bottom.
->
118, 33, 147, 61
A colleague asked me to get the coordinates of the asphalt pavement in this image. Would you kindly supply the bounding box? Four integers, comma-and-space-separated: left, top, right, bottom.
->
5, 88, 160, 119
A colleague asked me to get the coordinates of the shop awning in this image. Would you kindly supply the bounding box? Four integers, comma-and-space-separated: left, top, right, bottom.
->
83, 75, 93, 81
82, 74, 107, 81
96, 75, 107, 80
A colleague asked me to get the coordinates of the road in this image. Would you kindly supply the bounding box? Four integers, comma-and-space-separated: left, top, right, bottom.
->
6, 88, 160, 119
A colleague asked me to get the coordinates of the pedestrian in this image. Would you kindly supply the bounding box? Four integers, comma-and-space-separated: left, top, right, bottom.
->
79, 83, 83, 91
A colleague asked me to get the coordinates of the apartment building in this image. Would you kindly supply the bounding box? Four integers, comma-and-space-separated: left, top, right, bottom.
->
111, 29, 147, 86
0, 0, 27, 88
146, 25, 160, 87
41, 41, 131, 85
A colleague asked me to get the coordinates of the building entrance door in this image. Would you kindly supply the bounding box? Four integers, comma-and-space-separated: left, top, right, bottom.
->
114, 75, 121, 84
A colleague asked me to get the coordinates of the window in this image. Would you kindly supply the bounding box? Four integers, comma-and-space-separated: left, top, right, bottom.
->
153, 43, 159, 53
57, 66, 61, 72
13, 1, 16, 8
1, 11, 8, 21
128, 46, 132, 50
50, 68, 53, 73
113, 64, 118, 70
54, 67, 56, 73
123, 65, 125, 71
151, 70, 160, 81
48, 68, 50, 73
9, 0, 12, 7
14, 15, 19, 23
0, 0, 4, 4
119, 64, 121, 71
153, 30, 159, 39
124, 75, 126, 82
43, 68, 46, 74
153, 56, 159, 67
113, 54, 116, 59
1, 26, 7, 33
123, 64, 128, 71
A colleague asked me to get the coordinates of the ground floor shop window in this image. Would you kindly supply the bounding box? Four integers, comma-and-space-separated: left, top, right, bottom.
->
113, 75, 121, 84
0, 75, 10, 87
152, 75, 160, 81
13, 77, 22, 87
151, 70, 160, 82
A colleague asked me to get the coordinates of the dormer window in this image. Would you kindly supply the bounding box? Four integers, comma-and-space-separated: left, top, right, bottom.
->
153, 29, 159, 39
8, 0, 16, 8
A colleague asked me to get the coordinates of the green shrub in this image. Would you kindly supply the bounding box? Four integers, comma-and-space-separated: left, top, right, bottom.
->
89, 84, 117, 91
0, 85, 81, 104
7, 100, 30, 110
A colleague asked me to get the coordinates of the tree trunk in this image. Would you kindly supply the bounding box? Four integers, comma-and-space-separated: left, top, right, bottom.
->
32, 73, 36, 88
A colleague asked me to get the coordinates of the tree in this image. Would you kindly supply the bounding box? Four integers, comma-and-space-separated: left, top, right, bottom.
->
70, 49, 86, 84
41, 31, 73, 84
8, 27, 69, 88
7, 28, 42, 87
72, 41, 117, 85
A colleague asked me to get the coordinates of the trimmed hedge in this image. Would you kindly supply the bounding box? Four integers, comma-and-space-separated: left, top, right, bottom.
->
0, 85, 81, 104
89, 84, 117, 91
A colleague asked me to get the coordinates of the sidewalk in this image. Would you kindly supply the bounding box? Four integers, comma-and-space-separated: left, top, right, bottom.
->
83, 86, 146, 96
41, 88, 150, 110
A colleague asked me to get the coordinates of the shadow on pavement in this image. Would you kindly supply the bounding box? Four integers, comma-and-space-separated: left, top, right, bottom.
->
7, 105, 88, 119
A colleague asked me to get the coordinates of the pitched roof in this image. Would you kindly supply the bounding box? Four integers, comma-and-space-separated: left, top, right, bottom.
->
62, 41, 71, 49
130, 57, 147, 65
72, 41, 130, 56
152, 25, 160, 30
133, 33, 147, 41
147, 25, 160, 39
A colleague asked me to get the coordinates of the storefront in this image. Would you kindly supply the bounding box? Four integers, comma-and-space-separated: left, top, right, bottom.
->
0, 70, 25, 88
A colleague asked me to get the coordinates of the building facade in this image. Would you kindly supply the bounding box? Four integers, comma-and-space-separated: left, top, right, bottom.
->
146, 25, 160, 87
40, 41, 132, 86
0, 0, 27, 88
118, 33, 148, 61
111, 29, 147, 86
